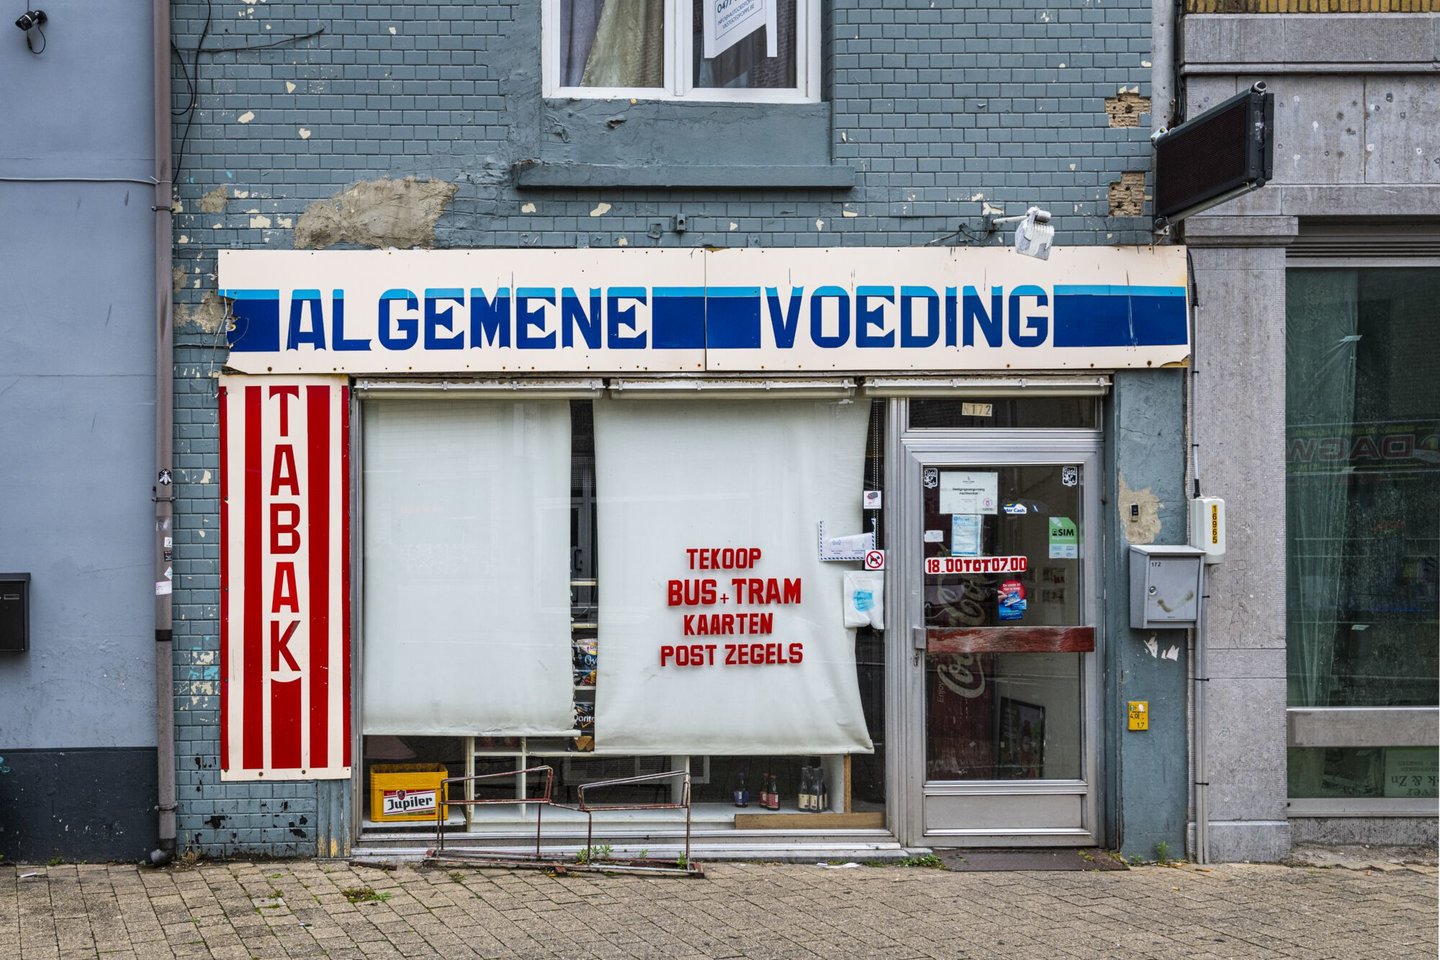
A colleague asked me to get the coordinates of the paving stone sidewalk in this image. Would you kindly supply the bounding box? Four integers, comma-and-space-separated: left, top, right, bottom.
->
1, 857, 1435, 959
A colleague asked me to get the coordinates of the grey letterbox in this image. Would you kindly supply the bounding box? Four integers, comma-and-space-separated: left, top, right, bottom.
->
1129, 546, 1204, 629
0, 573, 30, 652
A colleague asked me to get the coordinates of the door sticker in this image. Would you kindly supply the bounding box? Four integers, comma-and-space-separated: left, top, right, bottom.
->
923, 529, 945, 543
1048, 517, 1079, 559
922, 467, 939, 489
998, 579, 1027, 622
1061, 466, 1079, 487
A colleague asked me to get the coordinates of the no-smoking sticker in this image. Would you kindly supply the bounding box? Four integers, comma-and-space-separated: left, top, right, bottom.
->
864, 549, 886, 571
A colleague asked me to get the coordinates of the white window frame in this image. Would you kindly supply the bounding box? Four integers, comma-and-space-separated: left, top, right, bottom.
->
542, 0, 821, 104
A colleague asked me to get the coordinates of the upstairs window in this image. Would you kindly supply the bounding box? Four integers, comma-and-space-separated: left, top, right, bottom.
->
545, 0, 820, 103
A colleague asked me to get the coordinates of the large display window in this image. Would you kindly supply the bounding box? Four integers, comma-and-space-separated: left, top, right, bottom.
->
358, 395, 888, 831
1285, 267, 1439, 801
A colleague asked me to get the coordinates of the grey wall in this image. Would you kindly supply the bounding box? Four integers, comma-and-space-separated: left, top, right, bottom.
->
0, 2, 158, 859
1182, 12, 1440, 858
1103, 370, 1190, 861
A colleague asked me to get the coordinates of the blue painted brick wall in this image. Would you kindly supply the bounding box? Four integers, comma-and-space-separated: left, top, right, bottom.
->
170, 0, 1154, 856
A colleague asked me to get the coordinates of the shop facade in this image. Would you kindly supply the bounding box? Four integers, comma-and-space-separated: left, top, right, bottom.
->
211, 246, 1191, 856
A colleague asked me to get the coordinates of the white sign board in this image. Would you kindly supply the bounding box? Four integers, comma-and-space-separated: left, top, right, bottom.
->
217, 246, 1191, 375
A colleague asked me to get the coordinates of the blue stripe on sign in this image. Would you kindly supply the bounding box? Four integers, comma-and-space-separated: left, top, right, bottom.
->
224, 291, 281, 352
651, 287, 706, 349
1052, 286, 1188, 348
705, 287, 762, 349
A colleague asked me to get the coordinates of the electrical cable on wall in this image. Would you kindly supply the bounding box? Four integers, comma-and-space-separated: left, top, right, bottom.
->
170, 0, 326, 184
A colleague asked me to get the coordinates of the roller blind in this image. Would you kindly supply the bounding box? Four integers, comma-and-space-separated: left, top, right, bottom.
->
593, 396, 875, 754
361, 400, 575, 736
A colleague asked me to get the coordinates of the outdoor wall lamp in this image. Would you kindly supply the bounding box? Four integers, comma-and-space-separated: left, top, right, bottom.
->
987, 207, 1055, 261
15, 9, 46, 53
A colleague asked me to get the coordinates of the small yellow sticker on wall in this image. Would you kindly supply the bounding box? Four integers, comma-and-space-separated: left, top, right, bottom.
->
1127, 701, 1150, 731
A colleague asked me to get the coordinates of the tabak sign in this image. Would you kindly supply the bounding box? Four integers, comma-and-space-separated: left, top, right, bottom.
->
662, 547, 806, 668
220, 375, 351, 781
217, 247, 1190, 375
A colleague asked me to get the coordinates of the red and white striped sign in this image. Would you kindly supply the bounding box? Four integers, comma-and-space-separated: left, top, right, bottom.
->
220, 376, 351, 781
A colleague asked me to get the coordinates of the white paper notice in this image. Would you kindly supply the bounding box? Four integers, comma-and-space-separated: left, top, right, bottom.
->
951, 515, 982, 557
939, 471, 998, 515
703, 0, 768, 59
923, 529, 945, 543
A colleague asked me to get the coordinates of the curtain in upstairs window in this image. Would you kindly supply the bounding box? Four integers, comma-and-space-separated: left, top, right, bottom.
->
561, 0, 665, 89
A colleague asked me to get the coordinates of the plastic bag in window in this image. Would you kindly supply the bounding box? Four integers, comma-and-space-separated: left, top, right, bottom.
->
843, 571, 884, 630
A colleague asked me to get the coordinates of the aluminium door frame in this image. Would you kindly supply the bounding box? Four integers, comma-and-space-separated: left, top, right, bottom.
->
884, 398, 1105, 847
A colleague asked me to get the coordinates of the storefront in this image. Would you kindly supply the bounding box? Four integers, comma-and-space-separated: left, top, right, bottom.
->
214, 245, 1189, 852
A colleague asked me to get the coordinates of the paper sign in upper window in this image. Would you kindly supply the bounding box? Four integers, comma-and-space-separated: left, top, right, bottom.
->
703, 0, 776, 59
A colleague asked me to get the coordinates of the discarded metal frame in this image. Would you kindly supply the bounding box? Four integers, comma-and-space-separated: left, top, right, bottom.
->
423, 766, 703, 878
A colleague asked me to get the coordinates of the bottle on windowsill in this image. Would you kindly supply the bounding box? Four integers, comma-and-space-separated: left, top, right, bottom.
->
764, 772, 780, 810
733, 771, 750, 807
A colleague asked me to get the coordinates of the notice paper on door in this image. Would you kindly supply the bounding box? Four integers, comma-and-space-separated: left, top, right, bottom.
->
951, 514, 982, 557
939, 471, 998, 515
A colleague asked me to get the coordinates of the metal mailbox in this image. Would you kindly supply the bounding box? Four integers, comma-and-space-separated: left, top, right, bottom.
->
1129, 546, 1204, 629
0, 573, 31, 652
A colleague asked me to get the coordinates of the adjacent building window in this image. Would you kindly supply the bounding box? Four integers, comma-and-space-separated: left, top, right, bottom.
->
546, 0, 819, 102
1285, 267, 1440, 799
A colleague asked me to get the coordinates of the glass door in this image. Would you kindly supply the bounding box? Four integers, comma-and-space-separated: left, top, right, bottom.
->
901, 445, 1101, 846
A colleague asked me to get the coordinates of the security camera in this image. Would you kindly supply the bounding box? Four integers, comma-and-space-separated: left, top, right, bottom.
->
15, 9, 46, 30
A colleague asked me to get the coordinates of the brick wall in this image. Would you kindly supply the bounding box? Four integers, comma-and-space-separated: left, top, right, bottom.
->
170, 0, 1156, 856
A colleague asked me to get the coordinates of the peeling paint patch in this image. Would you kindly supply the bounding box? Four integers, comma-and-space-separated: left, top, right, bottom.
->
729, 221, 738, 230
278, 217, 293, 228
199, 185, 228, 214
1162, 644, 1180, 661
285, 81, 296, 93
969, 192, 984, 201
299, 128, 312, 139
176, 292, 229, 334
294, 177, 458, 250
1145, 636, 1159, 658
1105, 91, 1150, 128
842, 207, 857, 218
250, 214, 272, 228
201, 469, 212, 485
616, 236, 629, 246
590, 201, 612, 217
233, 189, 250, 199
815, 219, 825, 230
521, 202, 537, 213
1108, 171, 1147, 216
1118, 474, 1162, 545
237, 111, 255, 124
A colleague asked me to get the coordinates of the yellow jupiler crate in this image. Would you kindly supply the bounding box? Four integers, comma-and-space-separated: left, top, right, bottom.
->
370, 763, 449, 822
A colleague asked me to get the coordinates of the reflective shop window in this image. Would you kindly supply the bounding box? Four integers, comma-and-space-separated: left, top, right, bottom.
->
360, 397, 888, 822
551, 0, 816, 101
1285, 268, 1439, 798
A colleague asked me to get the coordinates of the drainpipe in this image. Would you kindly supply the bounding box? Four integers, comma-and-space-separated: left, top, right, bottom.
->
151, 0, 177, 865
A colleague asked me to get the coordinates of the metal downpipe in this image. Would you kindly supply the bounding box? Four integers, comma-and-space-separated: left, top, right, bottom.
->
151, 0, 177, 866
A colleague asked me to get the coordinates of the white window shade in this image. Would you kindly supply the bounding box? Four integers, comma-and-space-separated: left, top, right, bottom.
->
361, 400, 575, 737
593, 396, 875, 755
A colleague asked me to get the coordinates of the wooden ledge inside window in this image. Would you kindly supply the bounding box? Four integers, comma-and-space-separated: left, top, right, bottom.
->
514, 162, 856, 190
926, 626, 1097, 655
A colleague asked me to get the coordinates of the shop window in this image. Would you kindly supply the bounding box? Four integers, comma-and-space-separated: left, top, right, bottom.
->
1285, 268, 1439, 798
546, 0, 819, 103
360, 396, 888, 822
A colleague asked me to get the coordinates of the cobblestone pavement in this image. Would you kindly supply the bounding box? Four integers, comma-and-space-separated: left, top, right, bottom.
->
1, 857, 1435, 960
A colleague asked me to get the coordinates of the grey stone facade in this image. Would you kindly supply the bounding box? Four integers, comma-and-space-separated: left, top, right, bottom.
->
1183, 13, 1440, 858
